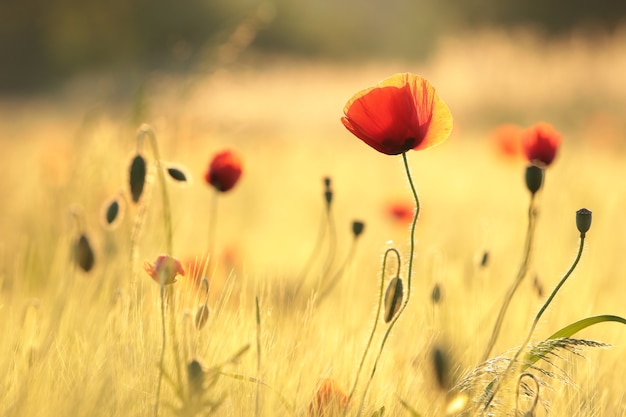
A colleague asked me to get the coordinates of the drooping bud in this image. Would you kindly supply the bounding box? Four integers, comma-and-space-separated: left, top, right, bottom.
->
480, 251, 489, 268
431, 283, 443, 304
101, 194, 125, 230
75, 234, 95, 272
129, 154, 147, 203
576, 208, 592, 238
431, 344, 452, 390
351, 220, 365, 238
166, 164, 191, 184
187, 359, 204, 397
524, 165, 544, 195
384, 276, 403, 323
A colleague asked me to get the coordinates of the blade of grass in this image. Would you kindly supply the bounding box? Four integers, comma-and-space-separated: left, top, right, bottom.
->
523, 314, 626, 369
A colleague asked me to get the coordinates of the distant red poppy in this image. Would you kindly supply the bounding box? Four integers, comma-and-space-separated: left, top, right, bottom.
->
341, 73, 453, 155
204, 150, 243, 192
491, 123, 523, 160
386, 201, 414, 224
521, 122, 561, 167
144, 254, 185, 285
308, 378, 348, 417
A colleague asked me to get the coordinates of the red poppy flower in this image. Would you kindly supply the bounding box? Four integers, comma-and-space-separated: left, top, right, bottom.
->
491, 123, 523, 160
521, 122, 561, 167
341, 73, 453, 155
144, 254, 185, 285
386, 201, 414, 224
308, 378, 348, 417
204, 150, 243, 192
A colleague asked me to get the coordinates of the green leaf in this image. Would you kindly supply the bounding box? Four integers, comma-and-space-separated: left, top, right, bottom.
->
524, 315, 626, 370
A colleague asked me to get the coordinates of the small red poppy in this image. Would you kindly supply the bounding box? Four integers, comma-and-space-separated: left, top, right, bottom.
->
491, 123, 523, 160
204, 150, 243, 192
308, 378, 348, 417
341, 73, 453, 155
386, 201, 414, 224
521, 122, 561, 167
144, 254, 185, 285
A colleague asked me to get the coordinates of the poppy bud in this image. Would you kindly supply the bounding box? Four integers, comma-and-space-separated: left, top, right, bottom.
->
75, 234, 95, 272
204, 150, 243, 192
351, 220, 365, 238
324, 189, 333, 207
101, 194, 125, 230
195, 304, 210, 330
576, 208, 592, 237
524, 165, 544, 195
129, 154, 147, 203
431, 344, 452, 390
187, 359, 204, 396
431, 282, 443, 304
480, 251, 489, 267
384, 276, 403, 323
166, 164, 191, 184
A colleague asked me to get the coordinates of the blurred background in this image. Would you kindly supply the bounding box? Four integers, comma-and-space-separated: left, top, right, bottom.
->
2, 0, 626, 94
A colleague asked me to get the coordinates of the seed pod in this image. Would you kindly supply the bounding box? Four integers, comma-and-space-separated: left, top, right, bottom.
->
384, 276, 403, 323
75, 234, 95, 272
195, 304, 210, 330
352, 220, 365, 238
129, 154, 147, 203
575, 208, 592, 237
524, 165, 544, 195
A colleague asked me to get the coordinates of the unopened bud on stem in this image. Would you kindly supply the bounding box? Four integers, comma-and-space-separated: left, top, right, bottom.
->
525, 165, 544, 195
576, 208, 592, 237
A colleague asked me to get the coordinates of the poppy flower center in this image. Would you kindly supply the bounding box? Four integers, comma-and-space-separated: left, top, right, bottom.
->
385, 137, 416, 153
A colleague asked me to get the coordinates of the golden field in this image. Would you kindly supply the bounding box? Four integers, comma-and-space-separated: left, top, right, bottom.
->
1, 29, 626, 416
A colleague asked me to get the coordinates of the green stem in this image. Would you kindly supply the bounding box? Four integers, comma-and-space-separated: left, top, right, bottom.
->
481, 235, 586, 414
481, 193, 537, 362
347, 248, 401, 410
139, 125, 175, 417
356, 152, 420, 416
203, 189, 219, 279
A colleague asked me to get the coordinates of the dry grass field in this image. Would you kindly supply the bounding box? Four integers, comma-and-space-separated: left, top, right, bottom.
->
1, 29, 626, 416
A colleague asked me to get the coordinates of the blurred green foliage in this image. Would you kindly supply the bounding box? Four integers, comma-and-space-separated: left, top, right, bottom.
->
0, 0, 624, 93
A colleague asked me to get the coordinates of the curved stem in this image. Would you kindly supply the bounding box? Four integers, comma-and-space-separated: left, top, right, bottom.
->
356, 152, 420, 416
481, 193, 537, 362
140, 125, 173, 255
481, 236, 586, 414
347, 248, 401, 408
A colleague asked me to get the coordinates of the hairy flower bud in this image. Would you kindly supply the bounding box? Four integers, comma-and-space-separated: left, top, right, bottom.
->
576, 208, 592, 237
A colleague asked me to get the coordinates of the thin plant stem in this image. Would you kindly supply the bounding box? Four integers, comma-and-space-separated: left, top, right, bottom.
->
347, 248, 401, 407
481, 193, 537, 362
293, 207, 328, 297
139, 125, 175, 417
480, 235, 586, 414
318, 236, 358, 302
320, 206, 337, 283
255, 296, 262, 417
202, 189, 219, 279
356, 152, 420, 416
